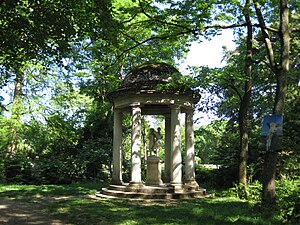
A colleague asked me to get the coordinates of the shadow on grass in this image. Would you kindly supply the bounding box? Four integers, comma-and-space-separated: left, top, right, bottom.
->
0, 198, 63, 225
47, 197, 287, 225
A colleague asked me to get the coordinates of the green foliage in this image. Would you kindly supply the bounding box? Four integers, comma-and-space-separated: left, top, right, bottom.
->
35, 155, 79, 184
276, 178, 300, 223
3, 149, 33, 184
195, 119, 227, 163
228, 180, 262, 201
0, 0, 117, 70
0, 116, 32, 183
277, 85, 300, 180
227, 178, 300, 223
213, 121, 240, 168
0, 98, 114, 184
0, 151, 4, 182
0, 116, 12, 152
195, 166, 221, 188
0, 0, 204, 184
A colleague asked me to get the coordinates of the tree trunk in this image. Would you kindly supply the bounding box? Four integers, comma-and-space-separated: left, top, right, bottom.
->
261, 0, 289, 204
238, 0, 253, 195
7, 70, 24, 157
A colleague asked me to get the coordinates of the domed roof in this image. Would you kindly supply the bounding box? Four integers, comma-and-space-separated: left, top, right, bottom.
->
121, 62, 181, 88
108, 62, 200, 104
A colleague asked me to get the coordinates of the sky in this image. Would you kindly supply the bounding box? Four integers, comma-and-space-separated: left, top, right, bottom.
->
179, 29, 236, 126
180, 29, 236, 71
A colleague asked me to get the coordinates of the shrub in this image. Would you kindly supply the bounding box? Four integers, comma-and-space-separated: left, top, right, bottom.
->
227, 180, 262, 201
195, 165, 238, 189
276, 178, 300, 223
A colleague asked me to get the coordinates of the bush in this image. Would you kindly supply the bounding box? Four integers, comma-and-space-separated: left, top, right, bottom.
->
227, 180, 262, 201
2, 149, 34, 184
227, 178, 300, 223
0, 151, 5, 183
195, 165, 238, 189
276, 178, 300, 223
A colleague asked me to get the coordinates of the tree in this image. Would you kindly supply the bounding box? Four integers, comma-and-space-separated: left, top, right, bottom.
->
160, 1, 296, 207
253, 0, 290, 204
184, 0, 295, 203
237, 0, 253, 197
0, 0, 117, 159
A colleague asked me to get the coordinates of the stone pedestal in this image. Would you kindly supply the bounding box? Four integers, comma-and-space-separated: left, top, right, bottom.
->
146, 156, 163, 186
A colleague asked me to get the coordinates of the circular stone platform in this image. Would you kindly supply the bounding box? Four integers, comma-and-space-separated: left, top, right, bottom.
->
97, 184, 208, 199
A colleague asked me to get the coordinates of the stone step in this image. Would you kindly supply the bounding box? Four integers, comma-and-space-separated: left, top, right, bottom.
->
108, 184, 206, 194
107, 184, 173, 194
100, 187, 208, 200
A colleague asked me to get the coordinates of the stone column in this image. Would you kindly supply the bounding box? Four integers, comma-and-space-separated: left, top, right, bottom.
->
164, 114, 171, 183
112, 109, 123, 185
185, 108, 199, 189
129, 104, 144, 187
170, 106, 182, 190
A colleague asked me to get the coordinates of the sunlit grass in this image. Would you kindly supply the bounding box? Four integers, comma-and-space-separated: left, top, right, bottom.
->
0, 182, 103, 197
45, 197, 287, 225
0, 183, 298, 225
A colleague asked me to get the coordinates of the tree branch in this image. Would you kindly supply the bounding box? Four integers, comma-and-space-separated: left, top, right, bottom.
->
253, 0, 278, 72
104, 30, 192, 71
98, 2, 282, 73
138, 0, 197, 34
291, 52, 300, 68
229, 83, 243, 101
120, 30, 141, 45
121, 12, 139, 25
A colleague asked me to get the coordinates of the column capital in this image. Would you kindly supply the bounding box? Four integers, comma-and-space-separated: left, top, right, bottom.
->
130, 102, 141, 108
170, 104, 181, 110
113, 107, 123, 113
186, 107, 194, 113
164, 113, 171, 118
182, 107, 195, 115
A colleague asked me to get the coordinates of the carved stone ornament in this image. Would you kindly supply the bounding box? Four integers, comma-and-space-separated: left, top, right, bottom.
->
107, 62, 200, 102
121, 62, 180, 87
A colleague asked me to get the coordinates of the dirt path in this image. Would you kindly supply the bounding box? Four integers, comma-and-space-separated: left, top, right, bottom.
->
0, 197, 65, 225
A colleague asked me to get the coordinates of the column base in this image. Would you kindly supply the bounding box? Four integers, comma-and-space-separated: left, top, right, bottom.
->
184, 179, 200, 191
168, 182, 184, 193
163, 177, 171, 183
111, 179, 124, 185
127, 181, 145, 189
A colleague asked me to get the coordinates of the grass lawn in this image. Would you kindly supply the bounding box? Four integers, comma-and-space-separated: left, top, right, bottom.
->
0, 182, 295, 225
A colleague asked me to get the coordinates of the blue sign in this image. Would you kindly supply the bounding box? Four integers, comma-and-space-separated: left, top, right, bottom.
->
261, 114, 283, 152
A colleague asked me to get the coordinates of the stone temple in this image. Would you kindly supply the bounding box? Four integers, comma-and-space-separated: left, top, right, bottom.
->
98, 62, 208, 199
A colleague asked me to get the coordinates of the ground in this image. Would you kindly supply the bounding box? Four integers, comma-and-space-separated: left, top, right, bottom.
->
0, 197, 65, 225
0, 195, 175, 225
0, 195, 98, 225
